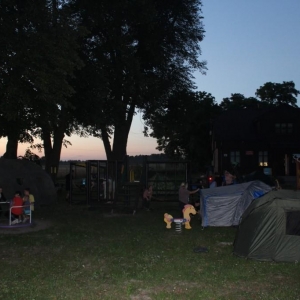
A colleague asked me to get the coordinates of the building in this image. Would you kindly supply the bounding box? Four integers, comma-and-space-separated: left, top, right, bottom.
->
211, 104, 300, 179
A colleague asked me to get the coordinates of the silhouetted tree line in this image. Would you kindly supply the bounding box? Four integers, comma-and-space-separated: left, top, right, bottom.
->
0, 0, 206, 181
0, 1, 298, 179
146, 82, 299, 172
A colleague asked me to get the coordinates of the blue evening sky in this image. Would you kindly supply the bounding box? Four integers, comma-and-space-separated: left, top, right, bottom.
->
195, 0, 300, 103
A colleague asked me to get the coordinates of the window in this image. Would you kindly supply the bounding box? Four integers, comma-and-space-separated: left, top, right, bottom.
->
230, 151, 240, 165
259, 151, 268, 166
286, 211, 300, 236
275, 123, 293, 134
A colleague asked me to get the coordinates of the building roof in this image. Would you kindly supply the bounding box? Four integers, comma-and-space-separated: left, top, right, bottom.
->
213, 108, 264, 142
213, 105, 300, 142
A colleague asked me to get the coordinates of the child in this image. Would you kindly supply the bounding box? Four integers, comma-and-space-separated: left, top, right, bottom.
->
224, 170, 236, 185
142, 185, 153, 211
11, 191, 23, 225
23, 195, 31, 223
23, 188, 35, 222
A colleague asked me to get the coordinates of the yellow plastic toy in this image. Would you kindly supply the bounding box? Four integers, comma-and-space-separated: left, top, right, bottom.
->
164, 213, 173, 229
182, 204, 197, 229
164, 204, 197, 230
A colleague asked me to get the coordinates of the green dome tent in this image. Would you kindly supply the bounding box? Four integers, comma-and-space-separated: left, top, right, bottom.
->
233, 189, 300, 262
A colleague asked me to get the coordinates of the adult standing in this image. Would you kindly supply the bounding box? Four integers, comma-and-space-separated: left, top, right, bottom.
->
178, 183, 199, 216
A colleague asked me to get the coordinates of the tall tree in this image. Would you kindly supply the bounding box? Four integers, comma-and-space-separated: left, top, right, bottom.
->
0, 0, 83, 179
71, 0, 206, 161
146, 90, 220, 170
255, 81, 299, 107
31, 0, 84, 178
0, 0, 38, 158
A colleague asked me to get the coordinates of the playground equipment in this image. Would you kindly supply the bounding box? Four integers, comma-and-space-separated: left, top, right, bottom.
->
67, 157, 191, 213
0, 202, 33, 229
164, 204, 197, 231
145, 160, 190, 201
68, 160, 143, 211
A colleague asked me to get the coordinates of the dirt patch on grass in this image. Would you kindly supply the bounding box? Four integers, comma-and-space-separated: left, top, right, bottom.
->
0, 219, 53, 234
103, 213, 133, 217
129, 281, 204, 300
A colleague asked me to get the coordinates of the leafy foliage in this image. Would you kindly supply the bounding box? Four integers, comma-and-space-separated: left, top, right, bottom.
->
0, 0, 83, 169
219, 93, 261, 110
255, 81, 299, 107
149, 81, 299, 171
147, 90, 220, 170
71, 0, 207, 160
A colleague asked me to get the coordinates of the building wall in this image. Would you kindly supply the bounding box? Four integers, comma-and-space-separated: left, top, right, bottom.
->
212, 106, 300, 177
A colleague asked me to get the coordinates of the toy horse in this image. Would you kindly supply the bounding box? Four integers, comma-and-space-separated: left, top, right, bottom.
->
164, 204, 197, 230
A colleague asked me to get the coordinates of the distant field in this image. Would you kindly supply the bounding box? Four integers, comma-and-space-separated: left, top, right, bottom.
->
57, 163, 86, 179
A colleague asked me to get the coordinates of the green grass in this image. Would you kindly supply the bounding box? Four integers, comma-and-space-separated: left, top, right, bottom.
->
1, 198, 299, 300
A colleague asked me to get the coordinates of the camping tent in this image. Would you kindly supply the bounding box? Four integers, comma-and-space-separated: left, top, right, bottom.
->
233, 190, 300, 262
242, 170, 276, 186
0, 159, 56, 207
200, 180, 271, 227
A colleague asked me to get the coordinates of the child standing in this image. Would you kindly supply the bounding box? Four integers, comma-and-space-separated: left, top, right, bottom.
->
143, 185, 153, 211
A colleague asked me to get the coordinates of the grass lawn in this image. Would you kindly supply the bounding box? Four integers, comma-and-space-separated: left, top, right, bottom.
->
1, 198, 299, 300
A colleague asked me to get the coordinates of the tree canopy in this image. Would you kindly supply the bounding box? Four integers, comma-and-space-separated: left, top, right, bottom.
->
70, 0, 207, 161
219, 81, 299, 111
219, 93, 260, 110
0, 0, 85, 180
0, 0, 299, 179
255, 81, 299, 107
146, 90, 220, 170
149, 81, 299, 171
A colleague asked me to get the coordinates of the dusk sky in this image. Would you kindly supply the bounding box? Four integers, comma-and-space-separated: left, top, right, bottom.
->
1, 0, 299, 160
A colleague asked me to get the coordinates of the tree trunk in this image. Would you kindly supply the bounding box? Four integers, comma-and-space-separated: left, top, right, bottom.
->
112, 101, 135, 161
43, 127, 65, 182
3, 133, 18, 159
101, 127, 113, 160
101, 99, 135, 162
101, 124, 129, 162
111, 124, 130, 161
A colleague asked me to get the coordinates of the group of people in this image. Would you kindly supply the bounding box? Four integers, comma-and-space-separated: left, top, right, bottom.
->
0, 187, 35, 225
178, 170, 236, 216
135, 170, 236, 216
209, 171, 236, 188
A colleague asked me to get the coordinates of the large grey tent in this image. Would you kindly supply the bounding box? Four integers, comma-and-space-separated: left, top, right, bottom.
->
0, 159, 56, 207
233, 189, 300, 262
200, 180, 271, 227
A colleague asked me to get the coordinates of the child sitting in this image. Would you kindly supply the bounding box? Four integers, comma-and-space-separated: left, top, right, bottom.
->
23, 188, 35, 223
23, 195, 31, 223
11, 191, 23, 225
